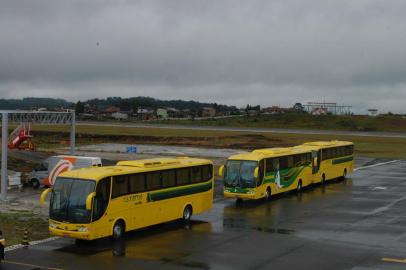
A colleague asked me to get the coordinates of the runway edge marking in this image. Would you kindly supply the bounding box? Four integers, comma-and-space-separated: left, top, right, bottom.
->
354, 160, 400, 171
5, 236, 60, 252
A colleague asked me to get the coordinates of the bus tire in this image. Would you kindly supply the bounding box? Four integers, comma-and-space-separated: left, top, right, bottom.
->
265, 187, 271, 201
31, 178, 40, 189
321, 174, 326, 185
112, 220, 125, 240
182, 205, 193, 222
297, 180, 303, 193
236, 198, 243, 204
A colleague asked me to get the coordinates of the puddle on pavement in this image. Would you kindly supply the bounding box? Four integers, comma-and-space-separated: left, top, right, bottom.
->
77, 143, 247, 158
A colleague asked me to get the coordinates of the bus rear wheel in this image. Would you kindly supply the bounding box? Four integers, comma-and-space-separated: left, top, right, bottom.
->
112, 220, 125, 240
182, 205, 193, 222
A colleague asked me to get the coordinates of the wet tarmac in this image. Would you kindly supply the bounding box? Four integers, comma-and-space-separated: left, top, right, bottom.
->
77, 143, 247, 158
2, 160, 406, 270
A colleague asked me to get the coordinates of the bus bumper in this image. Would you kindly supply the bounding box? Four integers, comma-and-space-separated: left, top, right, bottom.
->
223, 190, 258, 200
49, 225, 93, 240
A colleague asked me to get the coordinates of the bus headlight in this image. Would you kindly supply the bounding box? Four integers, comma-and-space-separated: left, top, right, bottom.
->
77, 227, 88, 232
49, 223, 57, 229
247, 190, 255, 194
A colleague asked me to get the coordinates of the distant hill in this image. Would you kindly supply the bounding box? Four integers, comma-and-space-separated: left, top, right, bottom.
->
0, 98, 74, 110
80, 96, 237, 112
0, 96, 239, 113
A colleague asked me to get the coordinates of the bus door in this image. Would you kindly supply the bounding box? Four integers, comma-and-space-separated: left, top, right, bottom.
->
311, 151, 321, 174
92, 177, 111, 237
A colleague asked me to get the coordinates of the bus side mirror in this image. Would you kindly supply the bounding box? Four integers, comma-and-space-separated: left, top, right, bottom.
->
218, 165, 225, 177
254, 167, 259, 179
86, 192, 96, 211
40, 188, 53, 205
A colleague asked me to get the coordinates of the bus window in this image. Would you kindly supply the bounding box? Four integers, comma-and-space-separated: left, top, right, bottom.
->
146, 172, 161, 190
129, 174, 145, 193
287, 156, 294, 168
93, 177, 111, 221
202, 165, 213, 181
112, 175, 129, 198
191, 166, 203, 183
293, 155, 301, 167
162, 170, 176, 187
265, 158, 274, 173
176, 168, 190, 186
279, 157, 288, 170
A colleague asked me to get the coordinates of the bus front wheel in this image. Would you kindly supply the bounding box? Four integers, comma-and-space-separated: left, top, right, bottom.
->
112, 220, 125, 240
182, 205, 193, 222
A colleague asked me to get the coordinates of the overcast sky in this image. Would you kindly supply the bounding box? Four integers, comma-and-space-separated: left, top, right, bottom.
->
1, 0, 406, 113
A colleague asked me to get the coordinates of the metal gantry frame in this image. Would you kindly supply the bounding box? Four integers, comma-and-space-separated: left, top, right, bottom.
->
0, 110, 76, 201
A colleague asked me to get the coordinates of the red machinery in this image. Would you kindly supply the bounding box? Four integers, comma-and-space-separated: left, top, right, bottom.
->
8, 124, 35, 150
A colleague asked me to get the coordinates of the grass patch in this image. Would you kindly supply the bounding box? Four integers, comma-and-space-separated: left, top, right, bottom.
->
151, 113, 406, 132
0, 211, 49, 246
25, 125, 406, 160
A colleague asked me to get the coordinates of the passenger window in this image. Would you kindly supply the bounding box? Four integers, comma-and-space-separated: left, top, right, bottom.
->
112, 175, 129, 198
176, 168, 190, 186
265, 158, 274, 173
129, 174, 145, 193
162, 170, 176, 187
92, 177, 111, 221
287, 156, 294, 168
293, 155, 301, 166
202, 165, 213, 181
191, 166, 203, 183
279, 157, 288, 170
273, 158, 279, 171
146, 172, 161, 190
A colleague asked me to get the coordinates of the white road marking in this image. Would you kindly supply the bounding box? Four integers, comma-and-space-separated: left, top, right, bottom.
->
5, 236, 60, 252
354, 160, 400, 171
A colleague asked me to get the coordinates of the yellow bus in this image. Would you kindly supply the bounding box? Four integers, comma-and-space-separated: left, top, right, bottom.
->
219, 146, 313, 201
301, 140, 354, 184
219, 141, 354, 202
40, 157, 214, 240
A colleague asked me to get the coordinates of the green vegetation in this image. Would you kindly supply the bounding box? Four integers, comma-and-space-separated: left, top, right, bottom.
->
0, 211, 49, 246
152, 113, 406, 133
29, 124, 406, 159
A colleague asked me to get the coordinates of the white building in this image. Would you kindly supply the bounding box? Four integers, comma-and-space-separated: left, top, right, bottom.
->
112, 112, 128, 120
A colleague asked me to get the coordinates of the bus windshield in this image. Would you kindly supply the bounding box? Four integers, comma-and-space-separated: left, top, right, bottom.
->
224, 160, 257, 188
50, 178, 95, 224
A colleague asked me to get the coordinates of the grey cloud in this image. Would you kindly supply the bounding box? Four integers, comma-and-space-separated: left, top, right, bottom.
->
1, 0, 406, 113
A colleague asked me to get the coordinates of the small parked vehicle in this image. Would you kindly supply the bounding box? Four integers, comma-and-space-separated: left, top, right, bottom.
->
29, 155, 102, 188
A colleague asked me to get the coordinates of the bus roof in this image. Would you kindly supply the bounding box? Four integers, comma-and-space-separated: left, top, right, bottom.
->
59, 157, 212, 181
301, 140, 353, 149
228, 146, 313, 161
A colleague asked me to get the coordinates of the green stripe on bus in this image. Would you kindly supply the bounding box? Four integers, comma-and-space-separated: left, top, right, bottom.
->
148, 181, 212, 202
332, 156, 353, 165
